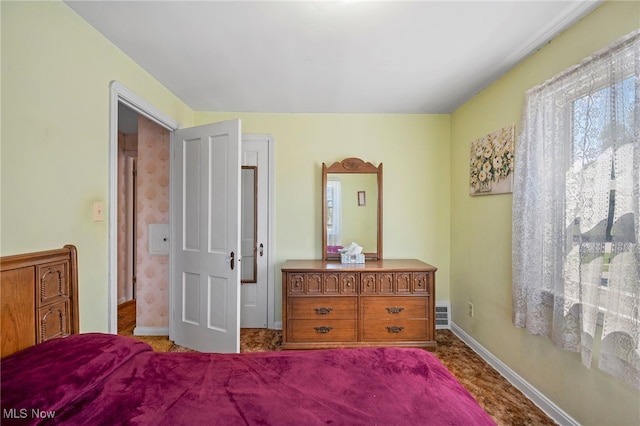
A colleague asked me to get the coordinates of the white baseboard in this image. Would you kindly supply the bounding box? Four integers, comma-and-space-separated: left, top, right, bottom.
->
133, 326, 169, 336
273, 321, 282, 330
450, 323, 579, 426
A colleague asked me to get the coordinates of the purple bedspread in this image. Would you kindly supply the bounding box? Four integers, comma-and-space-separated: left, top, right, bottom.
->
1, 333, 496, 425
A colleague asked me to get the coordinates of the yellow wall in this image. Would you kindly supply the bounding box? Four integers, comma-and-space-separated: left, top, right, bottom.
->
0, 1, 193, 331
449, 1, 640, 425
2, 0, 638, 423
194, 112, 452, 316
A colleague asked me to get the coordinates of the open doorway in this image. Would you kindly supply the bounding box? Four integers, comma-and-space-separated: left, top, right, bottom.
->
110, 83, 277, 350
116, 103, 138, 335
116, 103, 172, 337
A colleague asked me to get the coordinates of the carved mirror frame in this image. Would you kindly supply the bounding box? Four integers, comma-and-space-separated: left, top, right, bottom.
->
322, 157, 383, 260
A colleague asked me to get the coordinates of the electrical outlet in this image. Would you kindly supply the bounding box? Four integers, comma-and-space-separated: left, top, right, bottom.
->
468, 302, 474, 317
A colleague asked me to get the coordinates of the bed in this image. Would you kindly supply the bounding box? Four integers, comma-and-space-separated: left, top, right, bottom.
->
1, 246, 496, 425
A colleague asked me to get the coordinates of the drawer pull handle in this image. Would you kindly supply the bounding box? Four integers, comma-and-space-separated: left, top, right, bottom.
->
314, 307, 333, 315
314, 326, 333, 334
386, 307, 404, 314
386, 325, 404, 334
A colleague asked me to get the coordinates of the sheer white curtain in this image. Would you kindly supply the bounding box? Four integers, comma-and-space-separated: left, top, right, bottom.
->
326, 179, 342, 247
512, 30, 639, 390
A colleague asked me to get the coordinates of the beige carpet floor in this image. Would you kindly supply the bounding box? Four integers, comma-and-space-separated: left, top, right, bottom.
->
119, 301, 556, 425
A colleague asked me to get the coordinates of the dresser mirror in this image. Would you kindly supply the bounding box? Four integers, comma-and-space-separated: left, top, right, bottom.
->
322, 157, 383, 260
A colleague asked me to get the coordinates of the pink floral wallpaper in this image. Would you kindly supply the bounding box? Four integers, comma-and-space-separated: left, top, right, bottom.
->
136, 116, 170, 329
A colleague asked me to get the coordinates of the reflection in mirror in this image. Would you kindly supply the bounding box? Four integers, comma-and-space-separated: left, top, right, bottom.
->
241, 166, 257, 283
322, 158, 383, 260
326, 178, 341, 248
326, 174, 378, 253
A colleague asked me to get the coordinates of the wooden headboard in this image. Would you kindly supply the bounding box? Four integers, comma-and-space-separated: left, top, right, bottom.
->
1, 245, 79, 358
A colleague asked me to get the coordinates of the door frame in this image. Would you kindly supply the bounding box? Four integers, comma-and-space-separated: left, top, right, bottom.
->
108, 82, 278, 333
108, 81, 178, 334
241, 134, 277, 329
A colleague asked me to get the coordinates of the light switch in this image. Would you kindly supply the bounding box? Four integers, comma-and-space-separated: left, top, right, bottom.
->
93, 202, 105, 222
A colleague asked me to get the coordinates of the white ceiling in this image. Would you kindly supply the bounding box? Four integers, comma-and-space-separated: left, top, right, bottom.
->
65, 0, 601, 114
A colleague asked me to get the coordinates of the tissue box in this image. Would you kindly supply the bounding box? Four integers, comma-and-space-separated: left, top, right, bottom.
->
341, 253, 365, 264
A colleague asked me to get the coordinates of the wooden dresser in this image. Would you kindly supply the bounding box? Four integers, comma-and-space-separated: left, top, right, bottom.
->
282, 259, 437, 351
1, 245, 79, 358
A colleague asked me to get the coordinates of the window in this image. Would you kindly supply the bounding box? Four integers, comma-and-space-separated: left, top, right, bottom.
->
326, 179, 342, 248
571, 76, 636, 292
512, 30, 639, 390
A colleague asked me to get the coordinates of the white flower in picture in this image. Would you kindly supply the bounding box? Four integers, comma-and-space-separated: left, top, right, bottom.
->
469, 124, 515, 195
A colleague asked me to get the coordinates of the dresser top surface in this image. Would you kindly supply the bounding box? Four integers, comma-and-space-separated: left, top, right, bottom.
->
281, 259, 437, 272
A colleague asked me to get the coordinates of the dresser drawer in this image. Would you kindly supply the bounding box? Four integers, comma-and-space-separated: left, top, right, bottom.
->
360, 272, 395, 294
362, 319, 429, 341
361, 297, 428, 319
289, 297, 356, 320
289, 320, 357, 342
286, 272, 322, 295
287, 272, 358, 295
360, 272, 431, 294
412, 272, 431, 293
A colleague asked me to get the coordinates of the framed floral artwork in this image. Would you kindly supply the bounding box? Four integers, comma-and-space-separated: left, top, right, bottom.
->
469, 124, 515, 196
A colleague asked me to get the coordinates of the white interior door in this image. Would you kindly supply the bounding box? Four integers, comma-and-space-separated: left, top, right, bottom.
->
170, 119, 242, 353
241, 135, 269, 327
